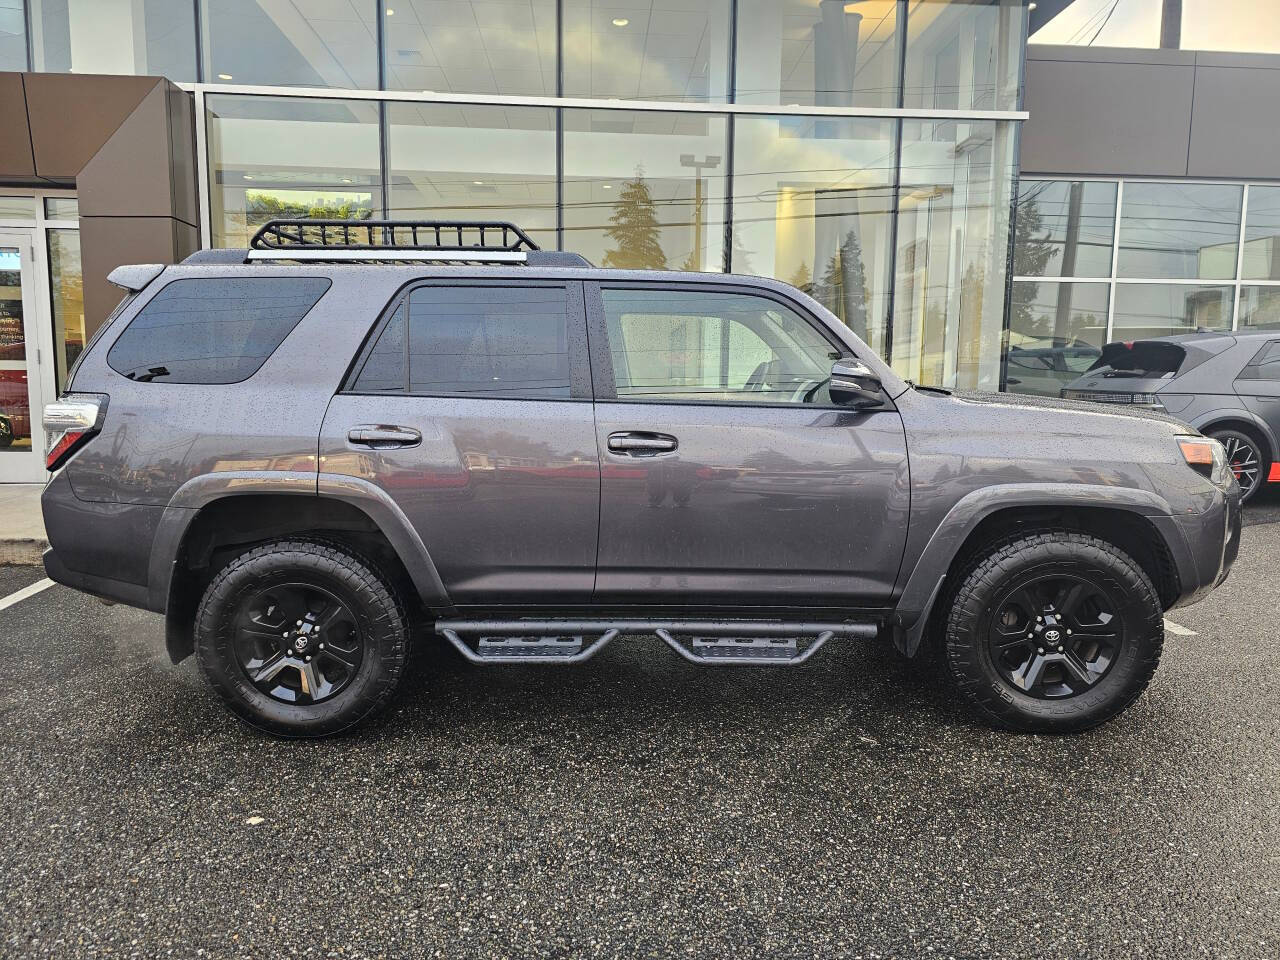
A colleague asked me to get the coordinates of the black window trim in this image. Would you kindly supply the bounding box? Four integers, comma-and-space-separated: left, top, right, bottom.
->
582, 279, 873, 410
340, 278, 592, 402
104, 275, 332, 386
1237, 337, 1280, 382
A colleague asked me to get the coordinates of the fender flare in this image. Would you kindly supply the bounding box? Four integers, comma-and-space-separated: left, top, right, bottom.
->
150, 469, 452, 637
1190, 407, 1279, 460
890, 482, 1190, 657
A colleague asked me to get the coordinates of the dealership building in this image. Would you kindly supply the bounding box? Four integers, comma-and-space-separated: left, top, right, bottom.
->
0, 0, 1274, 482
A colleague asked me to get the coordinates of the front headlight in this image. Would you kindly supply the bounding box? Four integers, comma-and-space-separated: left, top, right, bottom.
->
1177, 436, 1231, 487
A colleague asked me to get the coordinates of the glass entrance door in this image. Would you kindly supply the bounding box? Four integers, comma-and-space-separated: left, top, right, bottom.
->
0, 233, 53, 482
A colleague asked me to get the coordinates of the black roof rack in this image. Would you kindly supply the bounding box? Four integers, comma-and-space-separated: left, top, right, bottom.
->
245, 218, 590, 267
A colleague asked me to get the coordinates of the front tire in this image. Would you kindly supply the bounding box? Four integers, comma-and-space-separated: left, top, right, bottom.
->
195, 540, 409, 737
942, 532, 1163, 734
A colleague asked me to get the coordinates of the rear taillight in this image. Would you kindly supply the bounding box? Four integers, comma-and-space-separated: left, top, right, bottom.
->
43, 394, 108, 471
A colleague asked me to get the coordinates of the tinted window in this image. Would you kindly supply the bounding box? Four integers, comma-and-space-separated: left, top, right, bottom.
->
354, 286, 570, 399
107, 277, 329, 384
352, 304, 406, 393
602, 288, 839, 404
1238, 341, 1280, 381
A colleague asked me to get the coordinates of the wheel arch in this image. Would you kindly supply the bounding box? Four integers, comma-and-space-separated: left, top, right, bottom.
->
892, 485, 1187, 658
1193, 410, 1278, 462
153, 472, 451, 663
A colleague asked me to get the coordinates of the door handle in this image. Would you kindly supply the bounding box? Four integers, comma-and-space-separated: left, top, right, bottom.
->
607, 431, 678, 455
348, 424, 422, 448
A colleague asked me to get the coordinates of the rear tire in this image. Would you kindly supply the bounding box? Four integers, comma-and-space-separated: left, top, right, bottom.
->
942, 531, 1163, 734
194, 540, 409, 738
1208, 427, 1268, 503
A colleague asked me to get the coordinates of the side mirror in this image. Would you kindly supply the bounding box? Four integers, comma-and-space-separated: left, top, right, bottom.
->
829, 358, 885, 408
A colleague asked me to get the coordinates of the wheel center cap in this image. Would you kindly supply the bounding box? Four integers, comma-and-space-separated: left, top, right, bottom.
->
1043, 628, 1062, 644
293, 635, 310, 653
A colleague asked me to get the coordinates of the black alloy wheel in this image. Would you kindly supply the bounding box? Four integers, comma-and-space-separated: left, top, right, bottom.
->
942, 531, 1163, 733
233, 582, 363, 704
986, 573, 1123, 699
195, 540, 409, 737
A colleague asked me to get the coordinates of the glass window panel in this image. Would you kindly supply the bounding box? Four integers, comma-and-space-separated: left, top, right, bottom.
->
1116, 182, 1242, 280
1032, 0, 1280, 55
904, 0, 1025, 112
107, 277, 331, 384
731, 116, 895, 357
1237, 339, 1280, 381
384, 0, 556, 96
1014, 180, 1117, 279
894, 119, 1018, 390
47, 228, 83, 391
44, 197, 78, 220
406, 285, 570, 398
1239, 287, 1280, 332
1242, 185, 1280, 281
562, 0, 731, 103
1112, 283, 1233, 340
735, 0, 899, 109
0, 197, 35, 222
602, 288, 839, 404
563, 109, 727, 271
387, 102, 556, 251
0, 0, 27, 70
30, 0, 196, 79
0, 246, 30, 451
207, 95, 381, 248
353, 304, 407, 393
1005, 281, 1108, 397
201, 0, 378, 90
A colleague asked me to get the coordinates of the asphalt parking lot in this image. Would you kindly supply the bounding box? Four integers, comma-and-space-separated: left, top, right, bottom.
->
1, 495, 1278, 960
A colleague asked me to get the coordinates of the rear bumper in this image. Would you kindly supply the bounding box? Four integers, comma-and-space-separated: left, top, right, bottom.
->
43, 545, 150, 608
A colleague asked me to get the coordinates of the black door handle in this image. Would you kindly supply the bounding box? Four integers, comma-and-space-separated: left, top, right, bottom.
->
348, 424, 422, 448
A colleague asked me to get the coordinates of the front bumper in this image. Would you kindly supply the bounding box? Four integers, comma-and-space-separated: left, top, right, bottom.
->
1168, 484, 1242, 608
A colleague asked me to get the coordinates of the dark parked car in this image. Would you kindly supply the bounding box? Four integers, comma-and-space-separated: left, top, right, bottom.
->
1062, 332, 1280, 501
41, 220, 1241, 738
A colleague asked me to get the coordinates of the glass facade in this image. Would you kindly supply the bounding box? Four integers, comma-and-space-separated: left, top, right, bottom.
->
0, 0, 1031, 391
1031, 0, 1280, 56
1012, 177, 1280, 396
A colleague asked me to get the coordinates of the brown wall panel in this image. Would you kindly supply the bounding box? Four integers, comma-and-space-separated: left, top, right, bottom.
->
0, 73, 34, 180
24, 73, 159, 180
79, 217, 199, 340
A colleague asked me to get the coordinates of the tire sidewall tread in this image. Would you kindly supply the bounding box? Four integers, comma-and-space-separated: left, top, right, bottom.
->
943, 530, 1164, 734
194, 539, 409, 738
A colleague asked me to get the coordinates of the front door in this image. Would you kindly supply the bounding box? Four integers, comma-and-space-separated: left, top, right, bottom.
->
320, 279, 600, 606
0, 233, 52, 482
588, 283, 910, 608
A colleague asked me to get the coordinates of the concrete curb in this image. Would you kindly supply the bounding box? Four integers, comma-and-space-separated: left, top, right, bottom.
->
0, 539, 48, 566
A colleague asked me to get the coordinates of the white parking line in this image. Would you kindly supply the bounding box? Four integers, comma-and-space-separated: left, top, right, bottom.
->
0, 578, 55, 612
1164, 619, 1198, 637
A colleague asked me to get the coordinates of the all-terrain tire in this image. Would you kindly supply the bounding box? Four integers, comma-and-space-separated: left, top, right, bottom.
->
195, 539, 409, 737
943, 531, 1163, 734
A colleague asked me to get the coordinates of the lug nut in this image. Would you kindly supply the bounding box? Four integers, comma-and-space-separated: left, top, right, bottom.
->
1038, 647, 1045, 654
318, 643, 325, 649
1057, 645, 1064, 652
1036, 616, 1044, 622
1066, 629, 1072, 635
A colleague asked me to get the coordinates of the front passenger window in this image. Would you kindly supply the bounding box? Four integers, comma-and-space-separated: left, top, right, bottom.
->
602, 288, 840, 404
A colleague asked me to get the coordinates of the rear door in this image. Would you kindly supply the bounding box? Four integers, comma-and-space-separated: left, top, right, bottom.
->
320, 279, 599, 604
586, 281, 909, 608
1234, 339, 1280, 470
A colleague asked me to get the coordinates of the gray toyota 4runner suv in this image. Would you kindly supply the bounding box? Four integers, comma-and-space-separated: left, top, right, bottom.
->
40, 221, 1241, 738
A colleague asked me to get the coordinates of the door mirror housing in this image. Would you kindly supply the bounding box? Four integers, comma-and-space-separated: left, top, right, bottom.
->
829, 358, 885, 408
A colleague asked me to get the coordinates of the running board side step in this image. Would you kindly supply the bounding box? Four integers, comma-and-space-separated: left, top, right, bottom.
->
436, 619, 878, 666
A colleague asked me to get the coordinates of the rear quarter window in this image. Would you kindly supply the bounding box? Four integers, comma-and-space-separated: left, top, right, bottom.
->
106, 277, 330, 384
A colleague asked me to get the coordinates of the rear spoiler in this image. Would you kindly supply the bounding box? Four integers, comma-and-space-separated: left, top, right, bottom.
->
106, 263, 164, 292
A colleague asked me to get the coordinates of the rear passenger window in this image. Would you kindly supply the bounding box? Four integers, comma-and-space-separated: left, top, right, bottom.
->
1238, 340, 1280, 381
107, 277, 329, 384
352, 285, 571, 399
